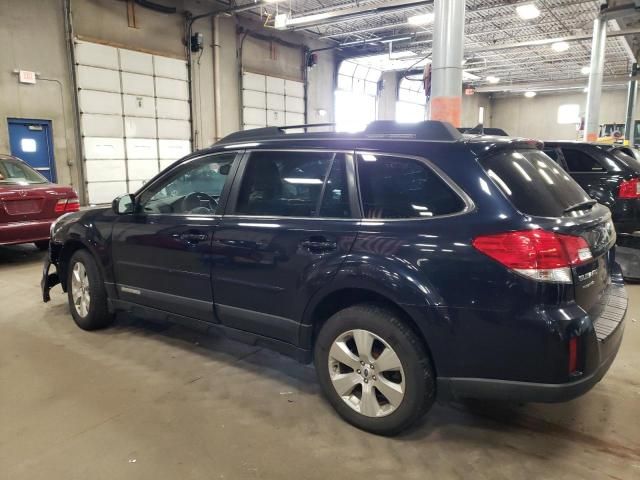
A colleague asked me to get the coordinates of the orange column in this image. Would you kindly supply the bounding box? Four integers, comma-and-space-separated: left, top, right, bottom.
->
430, 96, 462, 128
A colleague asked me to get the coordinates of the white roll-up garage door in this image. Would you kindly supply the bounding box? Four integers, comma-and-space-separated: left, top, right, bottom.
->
75, 40, 191, 204
241, 71, 305, 130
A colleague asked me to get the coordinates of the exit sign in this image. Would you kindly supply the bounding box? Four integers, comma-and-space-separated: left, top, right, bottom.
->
19, 70, 36, 84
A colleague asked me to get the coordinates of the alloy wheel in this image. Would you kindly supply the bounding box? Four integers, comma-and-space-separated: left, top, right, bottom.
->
71, 262, 91, 318
328, 329, 405, 417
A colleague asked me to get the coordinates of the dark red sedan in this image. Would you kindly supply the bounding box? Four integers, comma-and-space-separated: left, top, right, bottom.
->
0, 154, 79, 250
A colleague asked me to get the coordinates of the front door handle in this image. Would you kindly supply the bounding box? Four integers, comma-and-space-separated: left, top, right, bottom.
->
300, 237, 337, 253
179, 232, 208, 243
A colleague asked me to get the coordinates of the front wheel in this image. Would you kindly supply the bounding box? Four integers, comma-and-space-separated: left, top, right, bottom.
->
314, 304, 435, 436
67, 250, 114, 330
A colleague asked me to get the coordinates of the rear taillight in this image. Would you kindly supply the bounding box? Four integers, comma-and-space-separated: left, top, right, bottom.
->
54, 197, 80, 214
568, 337, 579, 374
472, 229, 593, 283
618, 177, 640, 199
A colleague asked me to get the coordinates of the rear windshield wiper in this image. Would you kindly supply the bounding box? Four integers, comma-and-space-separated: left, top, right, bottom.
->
563, 199, 597, 214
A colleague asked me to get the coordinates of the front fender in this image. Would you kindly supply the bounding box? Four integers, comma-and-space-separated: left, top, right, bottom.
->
51, 208, 116, 289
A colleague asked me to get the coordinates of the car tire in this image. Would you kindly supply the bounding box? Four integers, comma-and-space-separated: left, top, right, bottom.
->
314, 303, 435, 436
34, 240, 49, 251
67, 249, 114, 330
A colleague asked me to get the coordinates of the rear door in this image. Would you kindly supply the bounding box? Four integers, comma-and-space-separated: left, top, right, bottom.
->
211, 149, 359, 344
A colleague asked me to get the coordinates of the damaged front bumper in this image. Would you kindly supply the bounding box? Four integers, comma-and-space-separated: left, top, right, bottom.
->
41, 247, 61, 302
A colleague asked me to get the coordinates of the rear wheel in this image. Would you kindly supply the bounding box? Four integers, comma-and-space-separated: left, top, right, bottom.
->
34, 240, 49, 251
314, 304, 435, 435
67, 250, 113, 330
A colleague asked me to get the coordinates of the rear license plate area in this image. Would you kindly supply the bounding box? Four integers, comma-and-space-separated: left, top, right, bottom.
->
4, 199, 42, 215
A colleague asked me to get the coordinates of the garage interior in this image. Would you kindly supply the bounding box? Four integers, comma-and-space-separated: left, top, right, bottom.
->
1, 0, 640, 478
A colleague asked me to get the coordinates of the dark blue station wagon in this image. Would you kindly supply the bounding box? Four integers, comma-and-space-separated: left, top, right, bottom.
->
42, 121, 627, 435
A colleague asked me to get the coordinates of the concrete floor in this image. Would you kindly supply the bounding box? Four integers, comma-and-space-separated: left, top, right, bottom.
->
0, 245, 639, 480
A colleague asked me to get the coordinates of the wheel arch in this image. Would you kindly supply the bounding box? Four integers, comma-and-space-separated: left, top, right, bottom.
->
57, 239, 103, 292
302, 287, 438, 376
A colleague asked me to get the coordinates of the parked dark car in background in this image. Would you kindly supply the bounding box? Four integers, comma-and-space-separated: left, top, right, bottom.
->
543, 142, 640, 280
0, 154, 79, 250
42, 122, 626, 435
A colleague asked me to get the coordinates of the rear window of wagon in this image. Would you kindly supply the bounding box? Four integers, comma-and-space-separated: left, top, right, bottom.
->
479, 149, 592, 217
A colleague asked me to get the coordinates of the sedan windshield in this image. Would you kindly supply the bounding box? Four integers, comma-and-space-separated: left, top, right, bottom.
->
0, 157, 48, 185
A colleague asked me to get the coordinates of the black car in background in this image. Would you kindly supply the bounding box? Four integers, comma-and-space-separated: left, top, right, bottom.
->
41, 122, 626, 435
543, 142, 640, 280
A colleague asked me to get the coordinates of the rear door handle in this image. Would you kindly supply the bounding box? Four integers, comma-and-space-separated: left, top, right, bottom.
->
301, 238, 337, 252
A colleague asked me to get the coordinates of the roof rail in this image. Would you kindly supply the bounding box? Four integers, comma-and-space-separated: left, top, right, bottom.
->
216, 123, 336, 144
363, 120, 461, 141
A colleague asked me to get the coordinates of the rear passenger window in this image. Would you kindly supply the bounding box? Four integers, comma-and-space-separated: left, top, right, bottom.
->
356, 154, 465, 219
562, 148, 605, 172
235, 151, 349, 217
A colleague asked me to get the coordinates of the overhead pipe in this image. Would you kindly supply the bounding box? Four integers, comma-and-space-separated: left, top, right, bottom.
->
185, 1, 272, 146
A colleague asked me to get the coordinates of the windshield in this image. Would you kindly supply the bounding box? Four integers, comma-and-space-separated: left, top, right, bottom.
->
479, 149, 591, 217
0, 157, 48, 185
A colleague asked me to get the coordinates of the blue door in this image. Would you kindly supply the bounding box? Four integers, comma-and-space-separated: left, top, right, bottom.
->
7, 118, 56, 182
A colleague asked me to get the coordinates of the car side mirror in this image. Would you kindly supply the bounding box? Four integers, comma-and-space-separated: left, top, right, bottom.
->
112, 194, 135, 215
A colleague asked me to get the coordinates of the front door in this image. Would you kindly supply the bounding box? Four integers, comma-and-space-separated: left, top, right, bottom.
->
212, 150, 359, 344
111, 151, 239, 321
8, 118, 56, 182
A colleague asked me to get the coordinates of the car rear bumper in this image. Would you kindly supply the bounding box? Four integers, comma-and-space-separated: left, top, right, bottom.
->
438, 278, 627, 403
0, 219, 53, 245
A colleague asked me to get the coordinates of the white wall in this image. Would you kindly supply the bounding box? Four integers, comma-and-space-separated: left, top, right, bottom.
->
491, 89, 634, 140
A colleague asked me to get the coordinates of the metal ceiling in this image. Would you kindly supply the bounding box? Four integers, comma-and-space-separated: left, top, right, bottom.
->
243, 0, 640, 91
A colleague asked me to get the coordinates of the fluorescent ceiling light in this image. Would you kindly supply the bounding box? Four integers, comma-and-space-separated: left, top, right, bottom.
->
551, 41, 570, 52
486, 76, 500, 84
524, 91, 537, 98
516, 3, 540, 20
407, 13, 434, 25
581, 66, 590, 75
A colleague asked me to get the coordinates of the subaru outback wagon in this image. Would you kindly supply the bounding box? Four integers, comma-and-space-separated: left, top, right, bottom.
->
42, 121, 626, 435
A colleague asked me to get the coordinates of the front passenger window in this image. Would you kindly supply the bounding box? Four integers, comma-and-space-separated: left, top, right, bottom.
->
139, 153, 236, 215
